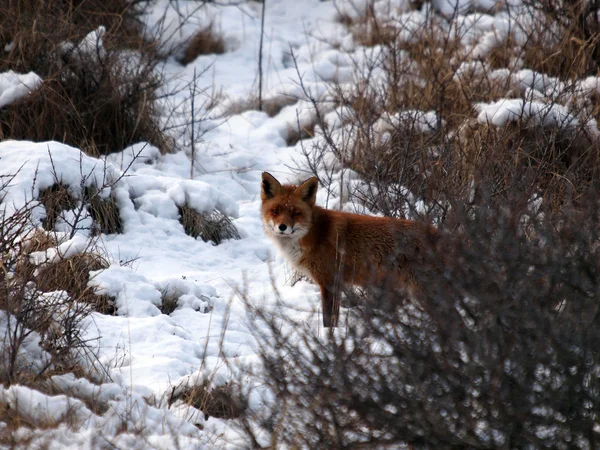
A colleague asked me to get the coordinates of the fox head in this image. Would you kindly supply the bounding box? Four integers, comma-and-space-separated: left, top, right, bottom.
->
261, 172, 318, 240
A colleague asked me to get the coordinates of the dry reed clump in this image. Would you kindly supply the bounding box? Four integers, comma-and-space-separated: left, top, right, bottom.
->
159, 290, 180, 315
520, 1, 600, 79
454, 118, 600, 209
286, 121, 317, 146
18, 229, 59, 255
169, 380, 247, 420
38, 184, 123, 235
0, 0, 170, 156
39, 184, 79, 232
178, 205, 240, 245
180, 25, 226, 65
225, 95, 299, 118
0, 0, 147, 61
83, 188, 122, 235
343, 9, 397, 47
36, 253, 116, 315
486, 34, 524, 70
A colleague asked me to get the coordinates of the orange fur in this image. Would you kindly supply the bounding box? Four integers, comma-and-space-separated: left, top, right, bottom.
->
261, 172, 439, 327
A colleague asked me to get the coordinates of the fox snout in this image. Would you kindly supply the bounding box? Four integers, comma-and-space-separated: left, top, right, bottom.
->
266, 219, 297, 237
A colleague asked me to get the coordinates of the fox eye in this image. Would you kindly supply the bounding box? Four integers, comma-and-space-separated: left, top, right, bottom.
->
291, 211, 301, 217
271, 208, 279, 215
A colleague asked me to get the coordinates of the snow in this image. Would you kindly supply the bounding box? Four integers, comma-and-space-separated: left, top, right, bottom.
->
475, 99, 579, 127
0, 140, 115, 211
0, 70, 42, 109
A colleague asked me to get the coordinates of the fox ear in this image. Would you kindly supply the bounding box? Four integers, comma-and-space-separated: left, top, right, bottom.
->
295, 176, 318, 206
261, 172, 282, 200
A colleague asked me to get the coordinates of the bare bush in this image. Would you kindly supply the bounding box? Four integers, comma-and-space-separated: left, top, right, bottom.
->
0, 208, 104, 389
238, 188, 600, 449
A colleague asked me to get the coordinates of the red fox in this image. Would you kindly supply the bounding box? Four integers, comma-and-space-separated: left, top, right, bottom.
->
261, 172, 440, 328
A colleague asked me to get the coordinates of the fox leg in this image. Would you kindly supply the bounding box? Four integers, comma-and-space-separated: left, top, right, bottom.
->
320, 286, 340, 328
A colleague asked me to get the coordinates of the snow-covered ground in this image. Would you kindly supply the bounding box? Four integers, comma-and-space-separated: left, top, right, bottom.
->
2, 0, 600, 447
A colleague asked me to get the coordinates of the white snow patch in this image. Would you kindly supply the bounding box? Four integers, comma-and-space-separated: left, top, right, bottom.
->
475, 99, 579, 127
0, 71, 42, 109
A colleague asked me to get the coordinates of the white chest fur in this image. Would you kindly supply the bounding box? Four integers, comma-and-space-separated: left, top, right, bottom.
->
274, 237, 304, 267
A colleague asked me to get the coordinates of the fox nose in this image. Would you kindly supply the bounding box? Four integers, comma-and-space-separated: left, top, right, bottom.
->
278, 224, 287, 232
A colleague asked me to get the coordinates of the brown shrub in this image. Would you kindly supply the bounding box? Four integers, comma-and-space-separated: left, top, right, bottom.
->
39, 184, 78, 232
180, 26, 226, 65
0, 0, 169, 156
169, 380, 246, 420
286, 121, 316, 146
225, 95, 299, 118
454, 118, 600, 210
0, 208, 110, 392
36, 253, 115, 315
179, 205, 240, 245
84, 188, 122, 235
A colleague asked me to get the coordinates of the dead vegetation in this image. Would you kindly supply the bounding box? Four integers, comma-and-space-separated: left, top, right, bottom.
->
0, 208, 111, 400
169, 379, 246, 420
225, 94, 299, 118
178, 205, 240, 245
36, 253, 115, 315
159, 290, 180, 315
38, 183, 122, 235
0, 0, 170, 156
39, 184, 79, 231
180, 25, 226, 65
300, 1, 600, 219
521, 0, 600, 78
84, 188, 123, 235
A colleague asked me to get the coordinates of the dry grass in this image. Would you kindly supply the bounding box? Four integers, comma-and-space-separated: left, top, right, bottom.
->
18, 229, 59, 255
0, 0, 147, 61
286, 121, 317, 146
179, 205, 240, 245
453, 118, 600, 207
312, 2, 600, 218
84, 188, 122, 235
160, 291, 180, 315
520, 1, 600, 79
225, 95, 299, 118
180, 25, 226, 65
39, 184, 79, 232
0, 0, 170, 156
38, 184, 123, 235
35, 253, 115, 315
169, 380, 246, 420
